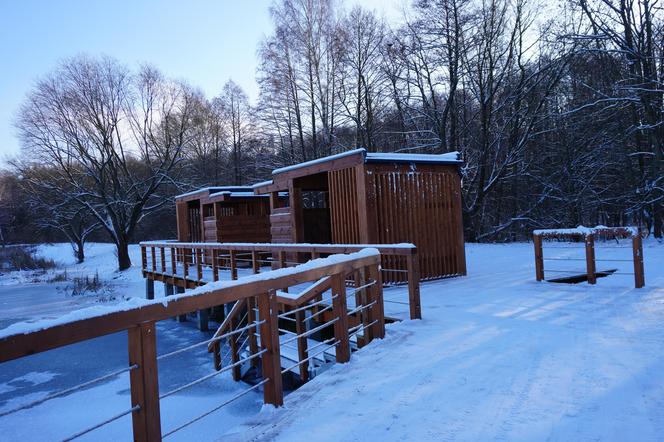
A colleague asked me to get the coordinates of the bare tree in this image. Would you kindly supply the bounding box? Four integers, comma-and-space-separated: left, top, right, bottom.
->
14, 56, 195, 270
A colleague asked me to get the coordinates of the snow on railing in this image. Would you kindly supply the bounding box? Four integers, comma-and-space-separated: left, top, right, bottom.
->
532, 226, 645, 288
0, 249, 382, 441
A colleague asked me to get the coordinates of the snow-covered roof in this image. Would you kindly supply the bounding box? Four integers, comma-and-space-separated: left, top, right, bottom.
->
272, 149, 365, 175
270, 148, 462, 176
175, 186, 257, 199
366, 151, 461, 164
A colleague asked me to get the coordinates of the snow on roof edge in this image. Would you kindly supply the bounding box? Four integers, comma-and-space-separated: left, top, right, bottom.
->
271, 148, 366, 176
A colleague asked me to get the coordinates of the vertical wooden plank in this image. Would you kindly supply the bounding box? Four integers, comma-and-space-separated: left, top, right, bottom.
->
183, 249, 189, 279
633, 234, 645, 288
196, 248, 203, 281
585, 234, 596, 285
228, 315, 242, 381
331, 273, 350, 363
128, 322, 161, 441
170, 247, 176, 277
534, 234, 544, 281
452, 170, 467, 276
278, 251, 287, 269
230, 250, 238, 280
367, 263, 385, 339
364, 164, 379, 245
257, 291, 284, 406
212, 249, 219, 281
247, 297, 259, 367
141, 246, 147, 276
158, 247, 164, 273
150, 246, 156, 272
289, 183, 303, 243
295, 310, 309, 382
252, 251, 260, 274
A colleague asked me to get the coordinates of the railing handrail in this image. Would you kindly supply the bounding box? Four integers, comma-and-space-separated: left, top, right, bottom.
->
139, 240, 417, 255
0, 249, 381, 363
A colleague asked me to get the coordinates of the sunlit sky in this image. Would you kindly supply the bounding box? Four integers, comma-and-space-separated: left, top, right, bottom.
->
0, 0, 407, 164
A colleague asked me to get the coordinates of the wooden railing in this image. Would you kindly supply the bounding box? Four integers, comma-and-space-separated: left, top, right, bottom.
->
533, 226, 645, 288
0, 250, 382, 441
140, 241, 421, 320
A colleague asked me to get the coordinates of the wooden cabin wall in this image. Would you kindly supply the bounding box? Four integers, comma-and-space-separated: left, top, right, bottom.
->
368, 163, 466, 282
329, 167, 361, 243
175, 201, 190, 241
217, 199, 272, 243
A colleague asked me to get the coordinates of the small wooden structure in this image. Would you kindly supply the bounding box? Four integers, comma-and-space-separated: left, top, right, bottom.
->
254, 148, 467, 283
533, 226, 645, 288
175, 186, 282, 243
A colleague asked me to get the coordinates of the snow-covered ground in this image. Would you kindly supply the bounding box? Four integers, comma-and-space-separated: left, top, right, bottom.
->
0, 240, 663, 441
240, 240, 664, 441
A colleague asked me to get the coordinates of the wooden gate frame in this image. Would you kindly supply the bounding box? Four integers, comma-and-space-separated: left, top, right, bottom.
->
533, 226, 645, 288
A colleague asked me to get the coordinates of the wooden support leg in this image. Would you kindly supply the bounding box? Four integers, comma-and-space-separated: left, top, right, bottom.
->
406, 253, 421, 320
367, 264, 385, 340
128, 322, 161, 441
176, 286, 187, 322
331, 274, 350, 363
295, 310, 309, 382
145, 278, 155, 300
534, 234, 544, 281
633, 235, 645, 288
585, 234, 596, 285
258, 291, 283, 406
197, 309, 209, 331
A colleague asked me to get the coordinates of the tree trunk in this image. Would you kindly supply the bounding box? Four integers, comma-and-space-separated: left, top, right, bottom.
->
117, 239, 132, 271
75, 239, 85, 263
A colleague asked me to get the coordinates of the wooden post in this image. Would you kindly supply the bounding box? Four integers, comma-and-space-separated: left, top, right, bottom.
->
406, 252, 422, 320
128, 322, 161, 441
150, 246, 156, 272
252, 251, 260, 274
197, 309, 209, 331
160, 247, 166, 273
585, 234, 596, 285
278, 251, 287, 269
246, 297, 259, 368
367, 263, 385, 340
145, 278, 155, 300
141, 246, 147, 277
633, 234, 645, 288
176, 286, 187, 322
295, 309, 309, 382
257, 291, 283, 406
196, 248, 203, 281
183, 250, 189, 280
331, 273, 350, 363
230, 250, 238, 280
170, 247, 176, 277
533, 234, 544, 281
228, 315, 242, 381
212, 249, 219, 281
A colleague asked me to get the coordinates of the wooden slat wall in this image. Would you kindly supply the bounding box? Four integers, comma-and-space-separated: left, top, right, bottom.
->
270, 207, 293, 244
329, 167, 360, 244
369, 163, 465, 282
218, 215, 271, 243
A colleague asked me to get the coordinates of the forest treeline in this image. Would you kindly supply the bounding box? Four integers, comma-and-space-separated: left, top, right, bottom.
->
1, 0, 662, 269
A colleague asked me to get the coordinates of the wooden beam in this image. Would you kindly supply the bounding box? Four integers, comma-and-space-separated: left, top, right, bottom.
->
258, 291, 283, 406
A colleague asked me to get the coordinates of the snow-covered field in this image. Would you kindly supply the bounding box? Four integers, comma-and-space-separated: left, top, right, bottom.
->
0, 240, 663, 441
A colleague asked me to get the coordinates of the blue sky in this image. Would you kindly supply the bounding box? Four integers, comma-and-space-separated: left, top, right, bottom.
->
0, 0, 404, 164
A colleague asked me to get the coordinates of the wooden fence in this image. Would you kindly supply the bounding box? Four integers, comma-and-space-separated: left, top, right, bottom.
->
0, 250, 383, 441
533, 227, 645, 288
140, 241, 422, 320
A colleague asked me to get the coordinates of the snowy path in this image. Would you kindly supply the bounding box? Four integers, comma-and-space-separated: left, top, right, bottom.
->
239, 242, 664, 442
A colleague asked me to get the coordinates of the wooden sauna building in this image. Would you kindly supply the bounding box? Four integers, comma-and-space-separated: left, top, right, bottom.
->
253, 148, 467, 282
175, 186, 277, 243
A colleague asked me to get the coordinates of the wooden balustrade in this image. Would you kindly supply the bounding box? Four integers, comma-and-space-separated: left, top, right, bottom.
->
533, 227, 645, 288
0, 250, 381, 441
140, 241, 422, 320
